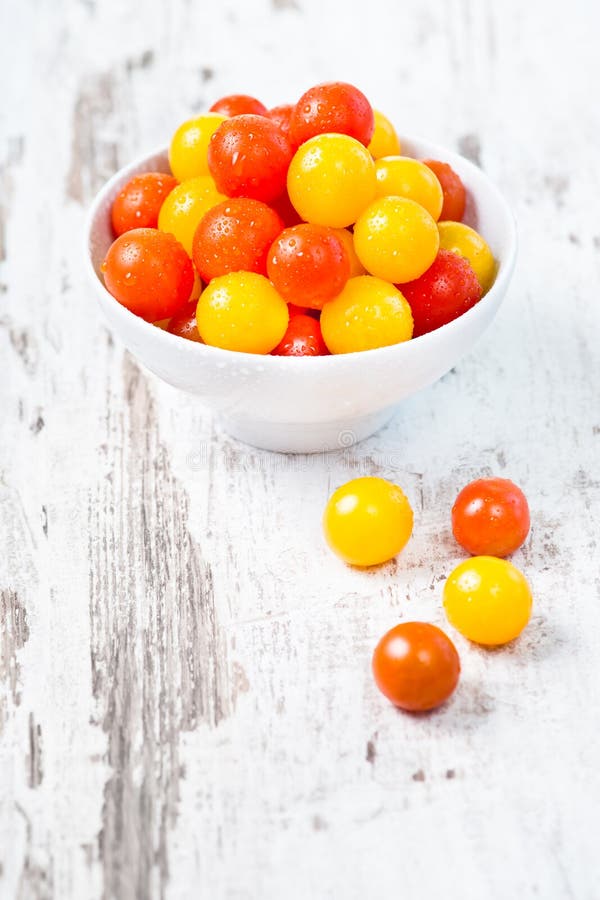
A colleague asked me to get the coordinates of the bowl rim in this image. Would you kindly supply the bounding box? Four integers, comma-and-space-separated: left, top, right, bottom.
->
84, 135, 517, 368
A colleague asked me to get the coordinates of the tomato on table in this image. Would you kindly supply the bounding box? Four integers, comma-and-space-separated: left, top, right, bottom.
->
372, 622, 460, 711
272, 314, 329, 356
451, 477, 530, 557
354, 196, 439, 283
169, 114, 228, 182
207, 114, 293, 203
102, 228, 193, 322
422, 159, 466, 222
196, 271, 289, 354
167, 301, 203, 342
323, 476, 413, 566
368, 110, 401, 159
192, 198, 283, 281
443, 556, 533, 645
267, 224, 350, 309
157, 176, 225, 255
290, 81, 374, 147
399, 249, 482, 337
209, 94, 268, 117
287, 133, 376, 228
111, 172, 177, 236
320, 276, 413, 354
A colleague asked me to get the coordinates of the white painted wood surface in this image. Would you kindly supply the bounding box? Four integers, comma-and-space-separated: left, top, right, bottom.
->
1, 0, 599, 897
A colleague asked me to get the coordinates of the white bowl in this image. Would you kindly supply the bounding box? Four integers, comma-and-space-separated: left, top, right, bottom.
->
84, 137, 516, 453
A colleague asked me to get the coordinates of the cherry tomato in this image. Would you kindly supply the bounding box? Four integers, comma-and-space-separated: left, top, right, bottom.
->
207, 114, 293, 203
291, 81, 374, 147
157, 176, 225, 255
167, 301, 203, 342
270, 190, 304, 227
102, 228, 193, 322
374, 156, 443, 220
354, 196, 439, 283
368, 110, 401, 159
272, 314, 329, 356
287, 133, 376, 228
320, 276, 413, 354
192, 198, 283, 281
372, 622, 460, 711
267, 224, 350, 309
443, 556, 532, 646
196, 271, 288, 354
287, 303, 317, 318
332, 228, 367, 276
399, 249, 482, 337
451, 477, 530, 557
323, 476, 413, 566
268, 104, 295, 141
422, 159, 466, 222
438, 221, 496, 294
111, 172, 178, 236
169, 114, 228, 182
209, 94, 268, 117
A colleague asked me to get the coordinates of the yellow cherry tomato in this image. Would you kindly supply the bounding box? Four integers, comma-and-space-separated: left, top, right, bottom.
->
375, 156, 443, 220
323, 476, 413, 566
158, 176, 225, 256
287, 133, 376, 228
169, 114, 228, 182
443, 556, 532, 646
353, 196, 439, 283
196, 272, 288, 354
368, 110, 402, 159
332, 228, 367, 277
320, 275, 413, 354
438, 221, 497, 294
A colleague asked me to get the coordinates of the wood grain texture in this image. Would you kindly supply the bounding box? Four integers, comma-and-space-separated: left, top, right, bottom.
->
1, 0, 600, 897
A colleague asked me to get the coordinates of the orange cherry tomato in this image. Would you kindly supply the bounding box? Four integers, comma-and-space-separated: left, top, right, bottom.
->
452, 477, 530, 557
267, 224, 350, 309
291, 81, 374, 147
192, 198, 283, 281
102, 228, 193, 322
167, 301, 203, 342
111, 172, 177, 236
209, 94, 268, 117
422, 159, 466, 221
372, 622, 460, 711
268, 104, 295, 142
272, 313, 329, 356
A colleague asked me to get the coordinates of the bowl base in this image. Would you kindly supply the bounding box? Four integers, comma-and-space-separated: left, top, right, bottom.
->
217, 408, 397, 453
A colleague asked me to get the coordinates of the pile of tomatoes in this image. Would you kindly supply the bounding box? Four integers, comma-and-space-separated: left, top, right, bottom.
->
102, 82, 497, 356
323, 475, 531, 712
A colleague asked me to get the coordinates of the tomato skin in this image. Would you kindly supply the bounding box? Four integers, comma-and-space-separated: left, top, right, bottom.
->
438, 221, 496, 294
102, 228, 193, 322
209, 94, 268, 117
207, 114, 293, 203
157, 176, 225, 256
422, 159, 466, 222
167, 301, 203, 342
444, 556, 532, 645
192, 198, 283, 281
169, 114, 227, 182
272, 313, 329, 356
372, 622, 460, 712
267, 104, 295, 141
374, 156, 443, 220
267, 224, 350, 309
368, 110, 401, 159
399, 249, 482, 337
323, 476, 413, 566
111, 173, 177, 236
320, 276, 413, 354
354, 197, 439, 284
291, 81, 374, 147
451, 478, 530, 557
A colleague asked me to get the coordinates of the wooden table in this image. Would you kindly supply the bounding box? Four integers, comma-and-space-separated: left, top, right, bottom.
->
2, 0, 599, 897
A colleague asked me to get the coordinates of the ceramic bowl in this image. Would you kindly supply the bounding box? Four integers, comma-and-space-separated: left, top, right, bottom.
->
84, 136, 517, 453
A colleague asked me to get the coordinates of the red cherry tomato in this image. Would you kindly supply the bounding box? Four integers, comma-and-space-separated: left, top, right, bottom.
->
272, 314, 329, 356
209, 94, 268, 117
271, 190, 304, 227
372, 622, 460, 712
167, 301, 203, 342
102, 228, 193, 322
192, 198, 283, 281
267, 224, 350, 309
399, 249, 481, 337
287, 303, 319, 318
207, 114, 293, 203
268, 104, 295, 141
291, 81, 374, 148
111, 172, 178, 236
452, 477, 530, 557
422, 159, 466, 222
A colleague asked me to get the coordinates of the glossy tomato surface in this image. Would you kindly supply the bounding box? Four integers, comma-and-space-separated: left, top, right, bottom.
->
111, 172, 177, 236
209, 94, 268, 117
399, 249, 482, 337
272, 314, 329, 356
267, 224, 350, 309
422, 159, 466, 222
451, 477, 530, 557
291, 81, 374, 147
